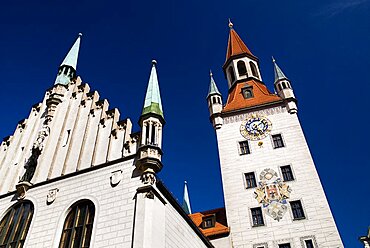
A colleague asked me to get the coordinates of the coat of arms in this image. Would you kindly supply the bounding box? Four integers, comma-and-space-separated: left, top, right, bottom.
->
254, 168, 291, 221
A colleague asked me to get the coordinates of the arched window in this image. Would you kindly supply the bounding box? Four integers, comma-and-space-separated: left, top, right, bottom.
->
0, 201, 34, 248
212, 97, 217, 104
145, 124, 150, 145
59, 200, 95, 248
277, 84, 282, 91
237, 61, 247, 76
228, 67, 235, 83
282, 82, 287, 89
217, 97, 221, 104
249, 62, 258, 78
151, 123, 156, 145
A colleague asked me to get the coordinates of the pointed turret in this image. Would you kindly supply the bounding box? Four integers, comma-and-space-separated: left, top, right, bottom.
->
54, 33, 82, 85
182, 181, 192, 214
136, 60, 165, 185
272, 57, 297, 114
273, 57, 288, 82
207, 70, 221, 98
141, 60, 164, 120
207, 71, 223, 130
223, 20, 262, 88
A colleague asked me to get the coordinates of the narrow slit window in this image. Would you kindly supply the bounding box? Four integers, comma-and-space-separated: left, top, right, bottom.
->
228, 67, 235, 82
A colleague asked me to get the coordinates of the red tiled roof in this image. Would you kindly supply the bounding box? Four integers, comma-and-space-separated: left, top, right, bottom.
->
225, 28, 255, 62
222, 79, 282, 113
189, 208, 230, 239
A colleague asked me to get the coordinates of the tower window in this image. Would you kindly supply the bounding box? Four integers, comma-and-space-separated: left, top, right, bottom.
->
239, 141, 250, 155
290, 200, 305, 220
280, 165, 294, 181
217, 97, 221, 104
145, 124, 150, 144
0, 201, 34, 248
212, 97, 217, 104
244, 172, 257, 188
282, 82, 287, 89
272, 134, 284, 148
277, 84, 282, 91
59, 200, 95, 248
249, 62, 259, 78
228, 67, 235, 82
242, 86, 254, 99
305, 240, 315, 248
151, 123, 156, 145
278, 243, 291, 248
202, 215, 216, 229
237, 61, 248, 76
251, 207, 264, 226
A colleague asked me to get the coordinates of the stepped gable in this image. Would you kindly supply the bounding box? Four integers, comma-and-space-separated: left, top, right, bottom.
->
222, 79, 282, 113
0, 77, 136, 194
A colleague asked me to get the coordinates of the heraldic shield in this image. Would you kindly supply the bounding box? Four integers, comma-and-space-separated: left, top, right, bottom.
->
254, 168, 292, 221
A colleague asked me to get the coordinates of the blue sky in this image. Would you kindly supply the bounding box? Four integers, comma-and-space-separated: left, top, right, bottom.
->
0, 0, 369, 247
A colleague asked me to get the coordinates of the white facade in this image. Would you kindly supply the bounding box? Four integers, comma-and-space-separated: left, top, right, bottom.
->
215, 106, 343, 248
0, 54, 213, 247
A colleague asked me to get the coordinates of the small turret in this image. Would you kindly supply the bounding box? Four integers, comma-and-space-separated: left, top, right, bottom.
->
273, 57, 297, 114
207, 71, 223, 129
54, 33, 82, 85
136, 60, 165, 185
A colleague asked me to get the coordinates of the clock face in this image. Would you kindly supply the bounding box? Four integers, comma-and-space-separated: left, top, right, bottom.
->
240, 115, 272, 140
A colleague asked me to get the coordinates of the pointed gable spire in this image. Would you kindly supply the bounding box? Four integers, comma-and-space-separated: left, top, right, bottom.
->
272, 57, 288, 82
141, 60, 164, 119
61, 33, 82, 70
54, 33, 82, 85
225, 19, 255, 61
207, 70, 221, 98
182, 181, 192, 214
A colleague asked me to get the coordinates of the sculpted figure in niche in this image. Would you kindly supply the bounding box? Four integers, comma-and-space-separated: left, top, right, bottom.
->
19, 126, 50, 183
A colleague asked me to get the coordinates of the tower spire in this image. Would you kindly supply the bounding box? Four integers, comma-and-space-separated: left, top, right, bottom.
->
54, 33, 82, 85
272, 56, 288, 82
141, 60, 164, 120
182, 181, 192, 214
225, 22, 255, 62
207, 70, 221, 98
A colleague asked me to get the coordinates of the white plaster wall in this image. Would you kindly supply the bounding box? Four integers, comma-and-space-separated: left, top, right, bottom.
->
0, 158, 140, 248
211, 236, 232, 248
164, 199, 210, 248
216, 106, 343, 248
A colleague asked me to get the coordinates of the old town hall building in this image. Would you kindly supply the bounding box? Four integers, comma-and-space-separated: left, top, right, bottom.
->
0, 22, 343, 248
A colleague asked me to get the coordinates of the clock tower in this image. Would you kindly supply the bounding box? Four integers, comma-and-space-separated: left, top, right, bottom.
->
209, 22, 343, 248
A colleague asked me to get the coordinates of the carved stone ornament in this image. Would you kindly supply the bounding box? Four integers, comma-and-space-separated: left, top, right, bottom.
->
46, 188, 59, 204
141, 172, 156, 185
145, 190, 155, 199
16, 181, 32, 200
110, 170, 123, 187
